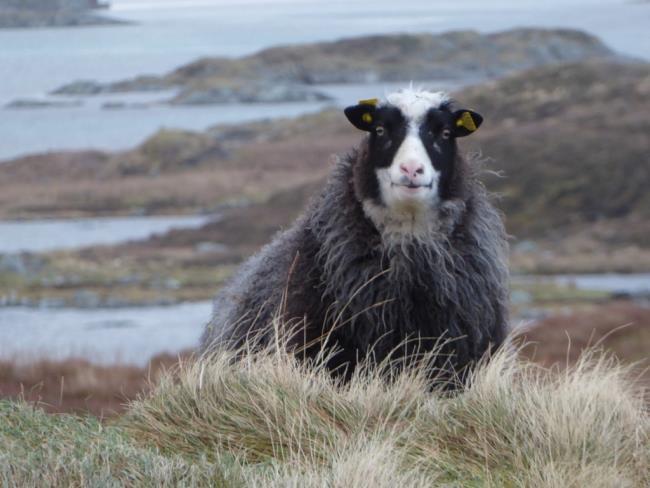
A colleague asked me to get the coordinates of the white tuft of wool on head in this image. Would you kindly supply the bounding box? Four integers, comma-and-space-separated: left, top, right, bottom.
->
384, 88, 450, 123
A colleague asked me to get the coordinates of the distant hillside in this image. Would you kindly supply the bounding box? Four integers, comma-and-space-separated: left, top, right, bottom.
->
0, 0, 124, 28
460, 60, 650, 247
162, 28, 616, 84
137, 60, 650, 273
50, 28, 617, 104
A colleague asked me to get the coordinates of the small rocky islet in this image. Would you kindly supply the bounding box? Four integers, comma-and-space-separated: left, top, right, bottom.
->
0, 0, 127, 28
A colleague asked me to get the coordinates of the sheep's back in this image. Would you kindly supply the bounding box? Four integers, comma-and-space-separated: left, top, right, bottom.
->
200, 221, 306, 351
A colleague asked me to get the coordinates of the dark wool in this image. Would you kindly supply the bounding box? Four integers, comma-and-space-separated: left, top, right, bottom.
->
201, 145, 510, 384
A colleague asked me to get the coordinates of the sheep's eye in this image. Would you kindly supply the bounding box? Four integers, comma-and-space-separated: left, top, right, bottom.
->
441, 129, 451, 139
375, 126, 385, 136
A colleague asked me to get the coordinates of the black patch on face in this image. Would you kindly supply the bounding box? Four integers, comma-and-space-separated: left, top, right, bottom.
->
353, 106, 407, 203
419, 107, 459, 201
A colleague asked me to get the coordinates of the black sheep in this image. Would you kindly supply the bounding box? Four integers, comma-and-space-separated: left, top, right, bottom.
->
201, 88, 509, 384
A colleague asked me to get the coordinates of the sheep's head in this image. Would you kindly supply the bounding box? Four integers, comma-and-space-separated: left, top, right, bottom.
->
345, 88, 482, 234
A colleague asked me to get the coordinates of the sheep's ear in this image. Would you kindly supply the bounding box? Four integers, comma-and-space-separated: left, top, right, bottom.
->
452, 109, 483, 137
344, 100, 378, 132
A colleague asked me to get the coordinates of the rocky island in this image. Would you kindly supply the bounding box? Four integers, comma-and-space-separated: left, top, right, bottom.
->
0, 0, 126, 28
49, 28, 617, 105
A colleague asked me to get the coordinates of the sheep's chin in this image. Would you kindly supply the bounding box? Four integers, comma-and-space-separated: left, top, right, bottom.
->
385, 184, 436, 207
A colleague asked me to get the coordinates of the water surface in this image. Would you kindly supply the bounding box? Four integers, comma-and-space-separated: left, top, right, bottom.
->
0, 214, 211, 253
514, 273, 650, 295
0, 301, 211, 366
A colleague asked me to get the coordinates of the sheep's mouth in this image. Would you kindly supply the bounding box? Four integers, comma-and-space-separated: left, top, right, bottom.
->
391, 181, 434, 190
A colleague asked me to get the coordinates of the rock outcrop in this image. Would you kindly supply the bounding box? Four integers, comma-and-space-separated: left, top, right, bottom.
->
0, 0, 126, 28
50, 28, 618, 104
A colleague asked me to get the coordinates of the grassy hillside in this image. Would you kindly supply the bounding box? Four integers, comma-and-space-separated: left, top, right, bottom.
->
1, 346, 648, 486
462, 60, 650, 246
0, 109, 349, 218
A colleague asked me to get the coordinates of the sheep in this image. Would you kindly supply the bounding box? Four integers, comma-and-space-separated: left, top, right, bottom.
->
201, 87, 509, 385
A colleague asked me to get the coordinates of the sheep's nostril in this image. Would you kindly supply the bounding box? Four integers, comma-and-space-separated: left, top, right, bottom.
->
400, 162, 425, 178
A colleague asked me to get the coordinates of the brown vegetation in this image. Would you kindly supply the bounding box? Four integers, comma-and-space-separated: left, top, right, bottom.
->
0, 351, 189, 417
463, 60, 650, 246
517, 301, 650, 387
0, 111, 350, 218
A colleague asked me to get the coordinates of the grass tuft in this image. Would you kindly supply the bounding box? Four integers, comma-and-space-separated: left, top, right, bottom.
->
124, 343, 648, 486
1, 341, 648, 486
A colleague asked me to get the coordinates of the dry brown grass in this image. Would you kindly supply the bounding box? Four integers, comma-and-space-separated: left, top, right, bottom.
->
516, 301, 650, 388
3, 344, 647, 486
0, 352, 189, 417
0, 112, 351, 219
121, 343, 648, 486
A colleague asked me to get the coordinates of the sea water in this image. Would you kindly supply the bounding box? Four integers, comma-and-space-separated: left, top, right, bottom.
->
0, 214, 211, 253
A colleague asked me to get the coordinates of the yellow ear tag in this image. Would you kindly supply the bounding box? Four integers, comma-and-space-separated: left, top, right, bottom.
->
362, 113, 373, 124
456, 111, 477, 131
358, 98, 379, 106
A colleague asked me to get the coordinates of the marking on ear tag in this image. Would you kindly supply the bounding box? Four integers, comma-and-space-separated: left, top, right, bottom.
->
362, 113, 373, 124
358, 98, 379, 107
457, 111, 477, 132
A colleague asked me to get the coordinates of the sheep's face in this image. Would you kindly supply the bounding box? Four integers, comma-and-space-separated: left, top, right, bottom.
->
345, 89, 482, 232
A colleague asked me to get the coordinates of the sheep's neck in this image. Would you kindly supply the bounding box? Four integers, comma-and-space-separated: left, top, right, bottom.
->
362, 198, 466, 246
362, 199, 438, 242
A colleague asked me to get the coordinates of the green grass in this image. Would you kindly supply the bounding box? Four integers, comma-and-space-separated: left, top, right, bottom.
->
0, 400, 241, 486
0, 255, 235, 307
511, 280, 610, 304
1, 343, 648, 487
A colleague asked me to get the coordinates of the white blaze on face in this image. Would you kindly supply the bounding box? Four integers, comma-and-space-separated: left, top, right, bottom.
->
376, 89, 450, 211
